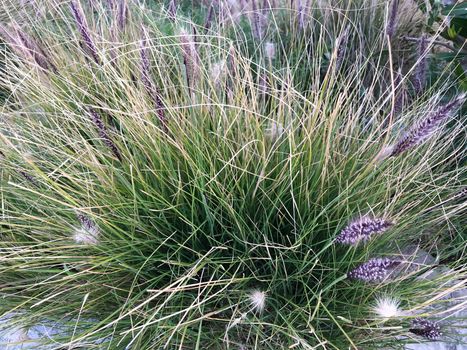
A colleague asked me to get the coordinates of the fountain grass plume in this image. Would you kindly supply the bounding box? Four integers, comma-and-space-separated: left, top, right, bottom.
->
70, 0, 100, 64
386, 0, 399, 39
372, 295, 404, 319
74, 211, 100, 245
16, 29, 56, 72
140, 26, 168, 133
410, 318, 442, 340
179, 27, 199, 91
336, 26, 350, 71
168, 0, 177, 21
88, 108, 122, 161
379, 93, 466, 159
335, 216, 393, 246
414, 35, 428, 95
204, 3, 214, 32
116, 0, 128, 31
348, 258, 401, 283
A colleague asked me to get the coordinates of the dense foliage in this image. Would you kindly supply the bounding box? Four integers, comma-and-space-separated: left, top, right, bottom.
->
0, 1, 465, 349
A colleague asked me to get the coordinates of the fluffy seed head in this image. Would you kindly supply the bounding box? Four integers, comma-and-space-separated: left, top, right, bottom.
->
264, 42, 276, 60
348, 258, 400, 283
16, 29, 55, 72
210, 60, 227, 84
265, 121, 285, 139
410, 318, 442, 340
168, 0, 177, 21
250, 0, 267, 39
74, 211, 100, 245
335, 216, 393, 246
372, 295, 403, 319
248, 290, 266, 313
204, 4, 214, 32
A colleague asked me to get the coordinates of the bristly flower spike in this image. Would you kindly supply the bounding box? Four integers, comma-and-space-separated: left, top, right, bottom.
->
386, 0, 399, 39
140, 27, 168, 133
335, 216, 393, 246
297, 0, 311, 30
410, 318, 442, 340
70, 0, 100, 64
204, 3, 214, 33
168, 0, 177, 21
16, 30, 56, 72
117, 0, 128, 31
88, 108, 122, 161
179, 27, 199, 92
335, 26, 350, 71
251, 0, 266, 40
413, 35, 428, 95
386, 94, 465, 158
348, 258, 401, 283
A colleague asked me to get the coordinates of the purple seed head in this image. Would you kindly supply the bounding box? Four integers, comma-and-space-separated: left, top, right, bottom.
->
335, 216, 393, 246
140, 27, 168, 132
410, 318, 442, 340
19, 170, 37, 184
88, 108, 122, 161
204, 4, 214, 33
16, 30, 56, 72
393, 68, 405, 115
76, 211, 98, 233
386, 0, 399, 39
297, 0, 310, 30
336, 26, 350, 71
117, 0, 128, 31
251, 0, 267, 40
106, 0, 116, 10
413, 35, 428, 95
70, 0, 100, 64
452, 187, 467, 202
168, 0, 177, 21
348, 258, 401, 283
389, 94, 465, 157
180, 27, 199, 90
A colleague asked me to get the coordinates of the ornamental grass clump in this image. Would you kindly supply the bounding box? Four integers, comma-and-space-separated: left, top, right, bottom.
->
0, 0, 465, 349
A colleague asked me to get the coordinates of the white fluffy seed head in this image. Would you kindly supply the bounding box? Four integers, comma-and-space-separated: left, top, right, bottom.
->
73, 227, 99, 245
265, 121, 285, 139
248, 290, 266, 313
264, 42, 276, 60
372, 295, 403, 319
210, 60, 227, 84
